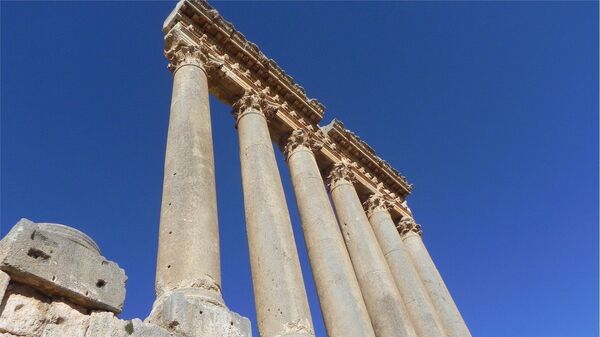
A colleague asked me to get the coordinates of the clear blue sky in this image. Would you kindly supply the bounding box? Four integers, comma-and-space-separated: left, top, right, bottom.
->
1, 2, 598, 336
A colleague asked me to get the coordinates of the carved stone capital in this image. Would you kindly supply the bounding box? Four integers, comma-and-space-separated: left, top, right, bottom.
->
280, 129, 323, 159
363, 193, 393, 218
164, 23, 225, 78
397, 217, 423, 237
164, 38, 209, 73
326, 159, 357, 190
231, 91, 279, 125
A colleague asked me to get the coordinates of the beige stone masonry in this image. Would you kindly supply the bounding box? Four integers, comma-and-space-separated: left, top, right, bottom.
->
327, 160, 417, 337
0, 219, 126, 313
161, 1, 413, 221
233, 92, 314, 337
364, 194, 447, 337
155, 33, 222, 303
282, 129, 375, 337
398, 218, 472, 337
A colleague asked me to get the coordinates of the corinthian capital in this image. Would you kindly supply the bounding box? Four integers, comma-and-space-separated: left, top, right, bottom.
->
280, 129, 323, 159
164, 40, 209, 73
363, 193, 393, 218
326, 159, 357, 190
397, 217, 423, 237
231, 91, 279, 124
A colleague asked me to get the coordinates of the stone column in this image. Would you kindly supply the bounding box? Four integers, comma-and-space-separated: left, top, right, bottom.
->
327, 160, 417, 337
398, 217, 472, 337
155, 38, 222, 303
364, 194, 447, 337
149, 33, 251, 337
233, 92, 314, 337
282, 130, 375, 337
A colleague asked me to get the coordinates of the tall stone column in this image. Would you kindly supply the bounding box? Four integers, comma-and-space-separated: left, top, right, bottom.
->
364, 194, 447, 337
327, 160, 417, 337
155, 38, 221, 303
398, 217, 472, 337
282, 130, 375, 337
149, 33, 251, 337
233, 92, 314, 337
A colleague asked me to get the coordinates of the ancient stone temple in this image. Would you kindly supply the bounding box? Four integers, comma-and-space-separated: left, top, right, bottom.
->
0, 1, 471, 337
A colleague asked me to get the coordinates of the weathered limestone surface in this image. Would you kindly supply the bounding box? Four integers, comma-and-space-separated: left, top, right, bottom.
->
364, 196, 447, 337
0, 219, 126, 313
151, 26, 251, 337
147, 291, 251, 337
0, 283, 179, 337
0, 283, 50, 336
283, 130, 375, 337
327, 161, 417, 337
156, 34, 222, 303
0, 272, 9, 301
399, 218, 473, 337
0, 221, 184, 337
233, 92, 314, 337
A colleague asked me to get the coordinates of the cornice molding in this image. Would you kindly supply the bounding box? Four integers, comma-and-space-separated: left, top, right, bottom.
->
163, 0, 325, 125
321, 119, 412, 197
163, 1, 414, 221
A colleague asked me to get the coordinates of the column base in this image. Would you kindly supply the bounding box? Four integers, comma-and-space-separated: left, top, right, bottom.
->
146, 290, 252, 337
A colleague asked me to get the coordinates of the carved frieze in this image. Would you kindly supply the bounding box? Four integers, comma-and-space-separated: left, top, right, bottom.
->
163, 0, 325, 125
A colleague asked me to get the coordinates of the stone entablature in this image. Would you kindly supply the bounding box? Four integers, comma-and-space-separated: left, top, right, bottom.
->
0, 2, 473, 337
161, 0, 413, 223
163, 0, 325, 127
321, 119, 412, 197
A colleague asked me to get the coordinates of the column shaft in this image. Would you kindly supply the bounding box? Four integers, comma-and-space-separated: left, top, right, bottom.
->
365, 198, 447, 337
155, 43, 221, 302
234, 94, 314, 337
283, 131, 375, 337
400, 219, 472, 337
327, 162, 417, 337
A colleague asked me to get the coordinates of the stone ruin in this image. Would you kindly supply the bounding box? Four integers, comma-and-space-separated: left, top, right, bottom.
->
0, 1, 472, 337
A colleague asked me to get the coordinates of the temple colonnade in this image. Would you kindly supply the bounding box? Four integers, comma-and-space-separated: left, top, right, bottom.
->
152, 2, 472, 337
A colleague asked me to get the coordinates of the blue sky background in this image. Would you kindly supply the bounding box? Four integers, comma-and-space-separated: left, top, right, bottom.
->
1, 2, 598, 336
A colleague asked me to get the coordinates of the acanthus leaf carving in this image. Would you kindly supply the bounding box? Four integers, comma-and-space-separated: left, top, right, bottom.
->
231, 91, 279, 124
326, 158, 357, 190
281, 129, 324, 159
362, 192, 394, 218
164, 25, 210, 73
397, 217, 423, 237
165, 42, 208, 73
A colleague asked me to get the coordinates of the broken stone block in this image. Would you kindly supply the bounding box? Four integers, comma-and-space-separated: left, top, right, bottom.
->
0, 283, 50, 336
85, 311, 130, 337
40, 300, 90, 337
147, 291, 252, 337
0, 218, 127, 313
0, 271, 9, 304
